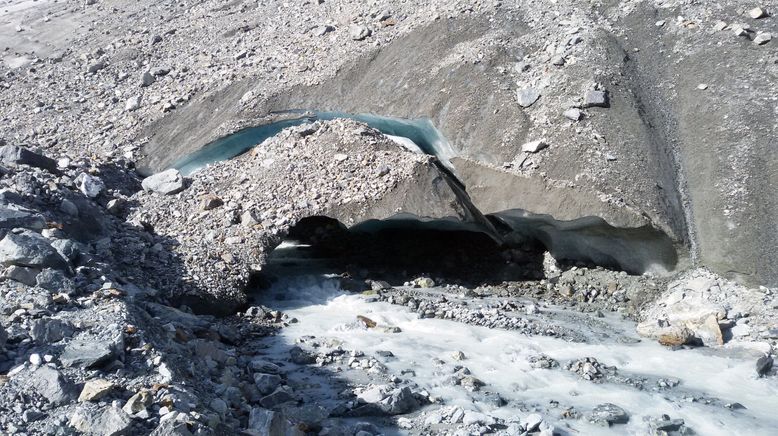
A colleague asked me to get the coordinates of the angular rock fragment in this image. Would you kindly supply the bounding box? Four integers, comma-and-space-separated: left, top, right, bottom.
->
754, 32, 772, 45
521, 140, 548, 153
756, 355, 773, 377
248, 408, 285, 436
2, 265, 39, 286
0, 145, 57, 172
349, 24, 371, 40
254, 373, 282, 395
749, 7, 768, 19
142, 169, 185, 195
0, 206, 46, 233
589, 403, 629, 426
28, 366, 76, 405
60, 338, 117, 368
563, 108, 582, 121
517, 88, 541, 108
582, 90, 609, 108
0, 229, 68, 269
69, 405, 132, 435
78, 379, 115, 402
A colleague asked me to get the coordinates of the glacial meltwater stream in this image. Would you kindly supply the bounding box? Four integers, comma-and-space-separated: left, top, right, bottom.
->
251, 243, 778, 435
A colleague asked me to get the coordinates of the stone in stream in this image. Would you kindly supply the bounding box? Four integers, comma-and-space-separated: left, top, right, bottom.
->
0, 145, 57, 172
589, 403, 629, 426
379, 387, 419, 415
289, 346, 316, 364
259, 386, 296, 409
522, 413, 543, 432
0, 229, 68, 269
248, 407, 285, 435
756, 355, 773, 377
142, 169, 185, 195
517, 88, 541, 108
254, 373, 282, 395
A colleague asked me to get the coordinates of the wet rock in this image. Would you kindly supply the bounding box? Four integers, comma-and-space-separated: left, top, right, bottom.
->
522, 139, 548, 153
248, 408, 285, 436
260, 386, 296, 409
28, 365, 76, 405
517, 88, 541, 108
356, 315, 377, 328
589, 403, 629, 426
142, 169, 185, 195
289, 346, 316, 364
0, 145, 57, 172
649, 415, 686, 434
78, 379, 115, 402
522, 413, 543, 432
528, 354, 559, 369
657, 326, 695, 346
459, 375, 485, 392
582, 90, 609, 108
250, 358, 282, 374
451, 350, 466, 361
380, 387, 419, 415
756, 355, 773, 377
60, 338, 117, 368
254, 373, 282, 395
0, 229, 68, 269
69, 405, 132, 435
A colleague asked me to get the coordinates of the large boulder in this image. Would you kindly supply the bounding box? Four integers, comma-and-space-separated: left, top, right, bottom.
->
141, 169, 185, 195
27, 366, 76, 405
0, 145, 57, 172
0, 229, 68, 270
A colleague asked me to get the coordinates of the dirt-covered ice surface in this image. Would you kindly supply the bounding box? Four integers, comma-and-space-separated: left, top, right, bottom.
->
248, 242, 778, 435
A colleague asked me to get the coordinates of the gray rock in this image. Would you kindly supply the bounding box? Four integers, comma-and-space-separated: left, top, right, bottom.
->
522, 413, 543, 432
140, 71, 155, 87
749, 7, 768, 19
254, 373, 282, 395
582, 90, 609, 108
69, 405, 132, 435
60, 199, 79, 216
0, 322, 6, 349
756, 355, 773, 377
521, 140, 548, 153
517, 88, 541, 108
125, 96, 141, 111
28, 366, 76, 405
380, 387, 418, 415
563, 108, 582, 121
210, 398, 228, 415
289, 346, 316, 364
36, 268, 74, 293
0, 206, 46, 233
0, 145, 57, 172
589, 403, 629, 426
50, 239, 82, 262
77, 174, 105, 198
2, 265, 40, 286
349, 24, 371, 41
250, 358, 282, 374
754, 32, 772, 45
0, 229, 68, 269
60, 338, 116, 368
150, 419, 194, 436
141, 169, 185, 195
259, 386, 296, 409
649, 416, 686, 433
30, 318, 75, 343
248, 408, 285, 436
87, 61, 106, 73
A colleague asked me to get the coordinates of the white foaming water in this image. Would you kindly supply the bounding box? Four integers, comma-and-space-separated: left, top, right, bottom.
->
258, 274, 778, 435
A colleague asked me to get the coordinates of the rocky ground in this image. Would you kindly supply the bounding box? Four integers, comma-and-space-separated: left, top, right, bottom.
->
0, 0, 777, 435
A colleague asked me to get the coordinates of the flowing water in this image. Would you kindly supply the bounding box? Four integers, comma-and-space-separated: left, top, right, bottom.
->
253, 243, 778, 435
